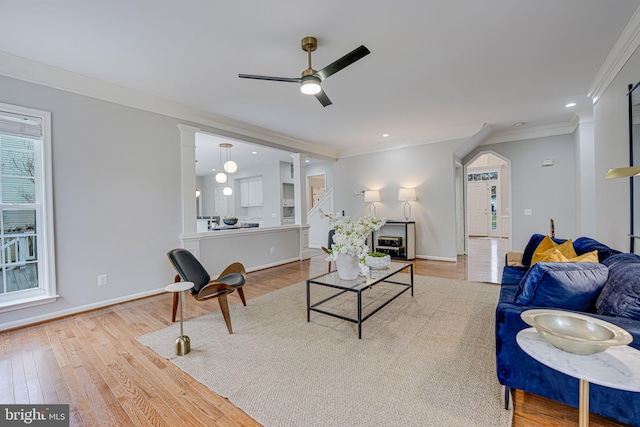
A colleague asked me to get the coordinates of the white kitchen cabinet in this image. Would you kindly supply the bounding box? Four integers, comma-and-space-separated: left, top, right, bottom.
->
240, 176, 263, 207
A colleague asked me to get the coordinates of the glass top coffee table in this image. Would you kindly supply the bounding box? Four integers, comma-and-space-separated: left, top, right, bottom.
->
306, 262, 413, 338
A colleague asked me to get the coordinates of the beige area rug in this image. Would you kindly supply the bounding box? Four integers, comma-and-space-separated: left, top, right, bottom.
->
138, 275, 513, 427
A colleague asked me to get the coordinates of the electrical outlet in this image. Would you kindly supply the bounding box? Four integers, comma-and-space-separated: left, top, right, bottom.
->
524, 209, 532, 216
97, 274, 108, 286
269, 247, 275, 255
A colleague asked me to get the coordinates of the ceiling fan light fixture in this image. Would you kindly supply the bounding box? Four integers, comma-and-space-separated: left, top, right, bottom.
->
300, 75, 321, 95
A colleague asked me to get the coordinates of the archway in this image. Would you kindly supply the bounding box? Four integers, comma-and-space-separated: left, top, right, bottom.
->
464, 151, 512, 282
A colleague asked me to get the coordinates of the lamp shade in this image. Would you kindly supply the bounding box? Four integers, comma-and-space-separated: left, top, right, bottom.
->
364, 190, 380, 203
398, 188, 416, 201
605, 166, 640, 179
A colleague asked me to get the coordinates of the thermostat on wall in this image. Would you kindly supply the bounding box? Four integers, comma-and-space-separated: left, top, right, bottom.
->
542, 159, 554, 167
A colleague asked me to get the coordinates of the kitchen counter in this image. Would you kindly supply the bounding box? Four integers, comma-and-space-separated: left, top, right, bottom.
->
213, 223, 259, 230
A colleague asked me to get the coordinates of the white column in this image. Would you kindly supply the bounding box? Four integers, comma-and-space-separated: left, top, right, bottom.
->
291, 153, 311, 260
178, 124, 200, 236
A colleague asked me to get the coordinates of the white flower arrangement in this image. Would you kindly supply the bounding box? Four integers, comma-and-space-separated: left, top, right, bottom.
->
322, 212, 386, 265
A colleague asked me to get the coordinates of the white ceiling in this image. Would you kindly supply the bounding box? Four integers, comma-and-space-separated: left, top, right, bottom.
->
1, 0, 640, 161
195, 133, 297, 176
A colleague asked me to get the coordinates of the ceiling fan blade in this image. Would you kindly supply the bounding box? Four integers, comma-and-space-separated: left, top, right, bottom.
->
315, 89, 332, 107
238, 74, 301, 83
316, 45, 370, 81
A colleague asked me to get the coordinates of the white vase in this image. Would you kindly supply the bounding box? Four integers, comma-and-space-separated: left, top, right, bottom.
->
336, 253, 360, 280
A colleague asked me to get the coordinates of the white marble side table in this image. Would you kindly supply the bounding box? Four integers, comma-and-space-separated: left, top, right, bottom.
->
517, 327, 640, 427
165, 281, 194, 356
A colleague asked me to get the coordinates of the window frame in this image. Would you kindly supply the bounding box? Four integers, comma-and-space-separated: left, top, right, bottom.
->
0, 102, 57, 312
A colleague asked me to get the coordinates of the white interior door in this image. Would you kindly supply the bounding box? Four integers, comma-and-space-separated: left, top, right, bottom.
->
468, 181, 489, 236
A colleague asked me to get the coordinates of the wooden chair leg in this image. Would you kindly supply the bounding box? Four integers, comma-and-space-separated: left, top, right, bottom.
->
237, 287, 247, 306
171, 292, 179, 322
328, 261, 332, 273
217, 293, 233, 334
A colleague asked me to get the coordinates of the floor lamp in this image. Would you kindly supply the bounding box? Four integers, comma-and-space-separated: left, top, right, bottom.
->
605, 166, 640, 252
365, 190, 380, 216
398, 188, 416, 220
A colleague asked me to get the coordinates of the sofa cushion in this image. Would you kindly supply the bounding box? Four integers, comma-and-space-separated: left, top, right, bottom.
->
596, 253, 640, 320
515, 262, 609, 311
521, 234, 566, 267
501, 265, 528, 286
573, 237, 619, 262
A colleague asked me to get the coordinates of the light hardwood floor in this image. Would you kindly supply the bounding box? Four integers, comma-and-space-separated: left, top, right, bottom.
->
0, 238, 629, 426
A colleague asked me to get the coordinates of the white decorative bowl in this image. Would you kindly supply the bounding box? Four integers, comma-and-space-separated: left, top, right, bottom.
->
521, 309, 633, 355
365, 254, 391, 269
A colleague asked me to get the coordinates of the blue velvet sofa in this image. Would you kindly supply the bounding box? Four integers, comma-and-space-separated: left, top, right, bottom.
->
496, 234, 640, 426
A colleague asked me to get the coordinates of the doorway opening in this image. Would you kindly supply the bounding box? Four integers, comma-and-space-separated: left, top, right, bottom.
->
308, 174, 326, 209
465, 151, 511, 282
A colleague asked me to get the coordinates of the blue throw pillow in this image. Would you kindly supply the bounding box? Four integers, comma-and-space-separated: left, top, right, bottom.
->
596, 253, 640, 320
521, 234, 567, 267
573, 237, 619, 262
515, 262, 608, 311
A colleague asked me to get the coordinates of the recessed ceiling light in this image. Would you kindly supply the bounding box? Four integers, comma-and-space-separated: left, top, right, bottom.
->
305, 159, 310, 163
382, 133, 390, 138
212, 168, 216, 171
565, 102, 576, 108
252, 151, 257, 154
514, 122, 526, 126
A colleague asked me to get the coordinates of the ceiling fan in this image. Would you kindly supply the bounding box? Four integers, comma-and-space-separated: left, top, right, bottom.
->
238, 36, 370, 107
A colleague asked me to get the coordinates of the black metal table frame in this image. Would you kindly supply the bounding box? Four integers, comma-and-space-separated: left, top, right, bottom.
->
306, 263, 414, 338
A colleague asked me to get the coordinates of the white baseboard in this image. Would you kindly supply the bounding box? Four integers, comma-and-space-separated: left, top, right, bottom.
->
245, 257, 300, 273
416, 255, 458, 263
0, 287, 166, 332
0, 257, 303, 332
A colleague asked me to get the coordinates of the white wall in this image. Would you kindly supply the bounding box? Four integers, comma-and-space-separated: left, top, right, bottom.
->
0, 74, 182, 328
333, 139, 464, 261
593, 47, 640, 253
575, 116, 596, 237
466, 133, 577, 250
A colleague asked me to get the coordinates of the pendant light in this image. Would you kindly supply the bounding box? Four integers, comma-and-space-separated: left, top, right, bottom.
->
215, 143, 227, 183
221, 143, 238, 173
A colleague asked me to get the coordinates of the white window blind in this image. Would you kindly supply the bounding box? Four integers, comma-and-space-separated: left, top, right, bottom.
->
0, 110, 42, 139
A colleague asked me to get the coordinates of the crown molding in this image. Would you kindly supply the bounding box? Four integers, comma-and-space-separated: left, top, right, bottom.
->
481, 114, 580, 146
336, 132, 471, 159
0, 51, 338, 160
587, 5, 640, 104
577, 110, 594, 124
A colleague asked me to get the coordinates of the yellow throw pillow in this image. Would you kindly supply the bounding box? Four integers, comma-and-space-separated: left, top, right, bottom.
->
554, 239, 577, 260
569, 250, 599, 263
538, 248, 569, 263
531, 236, 557, 265
531, 239, 577, 266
